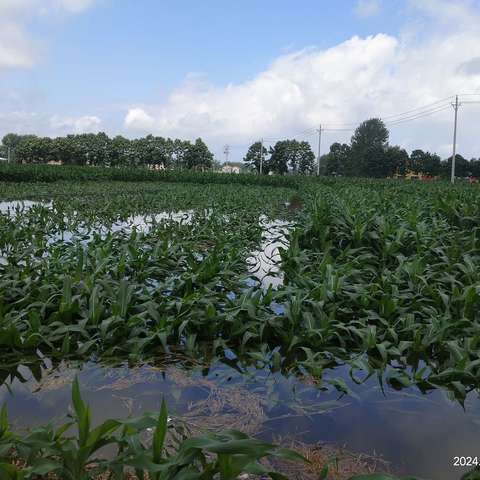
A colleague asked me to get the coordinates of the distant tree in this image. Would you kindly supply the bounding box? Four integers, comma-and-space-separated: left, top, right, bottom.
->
2, 133, 23, 149
89, 132, 111, 166
184, 138, 213, 170
268, 140, 315, 175
410, 149, 441, 176
243, 141, 269, 174
108, 136, 131, 167
350, 118, 389, 176
269, 141, 290, 175
383, 146, 409, 177
443, 154, 470, 178
324, 142, 351, 176
297, 141, 316, 174
16, 136, 44, 163
470, 158, 480, 177
169, 139, 191, 169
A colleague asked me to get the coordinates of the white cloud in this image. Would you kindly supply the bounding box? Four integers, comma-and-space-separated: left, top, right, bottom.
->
124, 108, 155, 131
354, 0, 382, 18
123, 0, 480, 159
0, 23, 36, 69
408, 0, 476, 23
55, 0, 96, 13
0, 0, 97, 71
50, 115, 102, 133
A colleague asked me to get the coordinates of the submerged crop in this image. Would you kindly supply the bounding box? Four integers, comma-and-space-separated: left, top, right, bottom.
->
1, 174, 480, 479
1, 178, 480, 402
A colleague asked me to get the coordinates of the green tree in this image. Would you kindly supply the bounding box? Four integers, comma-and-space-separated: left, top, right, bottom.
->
470, 158, 480, 177
384, 146, 409, 177
298, 142, 315, 174
169, 139, 191, 169
16, 136, 43, 163
2, 133, 23, 149
243, 141, 269, 174
410, 149, 441, 176
108, 136, 131, 167
324, 142, 351, 176
350, 118, 389, 176
184, 138, 213, 170
443, 154, 469, 178
268, 141, 290, 175
268, 140, 315, 175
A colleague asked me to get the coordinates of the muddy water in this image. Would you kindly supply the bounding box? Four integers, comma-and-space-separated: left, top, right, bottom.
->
0, 359, 478, 480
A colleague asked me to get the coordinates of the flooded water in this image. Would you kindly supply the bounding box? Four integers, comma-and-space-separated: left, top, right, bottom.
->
0, 358, 478, 480
0, 200, 52, 214
1, 202, 478, 479
247, 215, 290, 288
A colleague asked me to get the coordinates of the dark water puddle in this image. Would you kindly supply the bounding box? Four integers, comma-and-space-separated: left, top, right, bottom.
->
0, 359, 478, 479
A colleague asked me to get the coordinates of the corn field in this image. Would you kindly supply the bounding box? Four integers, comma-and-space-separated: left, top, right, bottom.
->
0, 170, 479, 479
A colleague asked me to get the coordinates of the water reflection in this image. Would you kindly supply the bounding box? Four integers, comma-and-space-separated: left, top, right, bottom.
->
247, 215, 290, 288
0, 357, 478, 480
0, 200, 52, 214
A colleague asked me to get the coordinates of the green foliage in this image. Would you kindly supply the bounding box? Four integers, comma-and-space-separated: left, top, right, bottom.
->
268, 140, 315, 175
0, 379, 305, 479
184, 138, 214, 171
1, 133, 212, 171
410, 150, 441, 176
0, 162, 306, 187
0, 173, 480, 480
243, 141, 269, 174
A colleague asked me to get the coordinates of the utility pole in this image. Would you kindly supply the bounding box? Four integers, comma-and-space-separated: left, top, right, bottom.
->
259, 138, 264, 175
451, 95, 460, 184
223, 144, 230, 164
7, 147, 11, 164
316, 124, 322, 176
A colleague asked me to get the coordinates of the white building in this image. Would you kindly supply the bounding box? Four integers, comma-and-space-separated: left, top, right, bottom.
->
221, 162, 242, 174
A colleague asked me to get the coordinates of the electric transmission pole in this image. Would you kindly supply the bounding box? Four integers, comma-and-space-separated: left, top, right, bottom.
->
223, 145, 230, 164
259, 138, 264, 175
451, 95, 460, 184
316, 124, 322, 176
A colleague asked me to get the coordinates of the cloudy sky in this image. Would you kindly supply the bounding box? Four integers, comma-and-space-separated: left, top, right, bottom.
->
1, 0, 480, 161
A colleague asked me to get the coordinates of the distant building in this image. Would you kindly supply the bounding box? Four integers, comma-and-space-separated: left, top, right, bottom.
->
393, 170, 439, 181
221, 162, 242, 174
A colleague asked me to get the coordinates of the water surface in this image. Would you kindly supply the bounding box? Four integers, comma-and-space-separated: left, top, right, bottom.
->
1, 358, 477, 480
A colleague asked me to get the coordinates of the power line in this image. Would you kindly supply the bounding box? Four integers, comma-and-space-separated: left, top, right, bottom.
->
384, 104, 452, 126
379, 96, 454, 121
318, 95, 455, 128
222, 92, 480, 162
263, 126, 317, 142
321, 102, 452, 132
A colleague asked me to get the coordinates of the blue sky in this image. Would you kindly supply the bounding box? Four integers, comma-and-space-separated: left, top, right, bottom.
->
1, 0, 480, 161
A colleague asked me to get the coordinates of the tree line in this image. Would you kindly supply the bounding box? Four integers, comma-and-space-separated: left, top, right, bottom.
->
2, 118, 479, 178
243, 118, 480, 178
1, 133, 214, 170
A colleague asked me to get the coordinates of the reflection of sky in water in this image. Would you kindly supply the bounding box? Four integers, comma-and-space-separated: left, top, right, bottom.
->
0, 200, 53, 214
0, 359, 478, 480
247, 215, 290, 289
